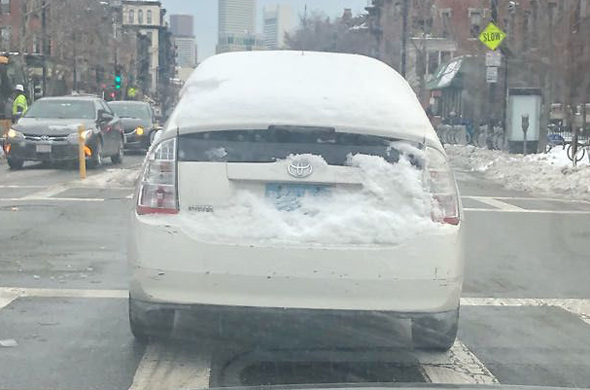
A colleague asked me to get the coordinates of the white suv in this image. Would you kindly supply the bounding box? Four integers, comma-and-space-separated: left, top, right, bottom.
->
128, 51, 464, 351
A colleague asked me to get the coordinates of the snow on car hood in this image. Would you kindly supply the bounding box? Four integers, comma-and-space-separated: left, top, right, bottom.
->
180, 153, 447, 247
166, 51, 441, 149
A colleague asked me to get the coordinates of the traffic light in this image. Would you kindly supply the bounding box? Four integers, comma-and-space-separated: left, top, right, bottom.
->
115, 74, 122, 90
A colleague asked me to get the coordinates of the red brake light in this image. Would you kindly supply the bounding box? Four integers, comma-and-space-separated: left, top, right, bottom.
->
426, 148, 461, 225
137, 138, 178, 215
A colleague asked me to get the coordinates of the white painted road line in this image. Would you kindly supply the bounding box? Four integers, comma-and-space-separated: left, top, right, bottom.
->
0, 293, 18, 310
21, 184, 69, 200
464, 208, 590, 215
0, 197, 106, 203
0, 185, 46, 189
417, 340, 499, 384
129, 342, 211, 390
463, 195, 590, 204
466, 196, 525, 211
0, 287, 127, 299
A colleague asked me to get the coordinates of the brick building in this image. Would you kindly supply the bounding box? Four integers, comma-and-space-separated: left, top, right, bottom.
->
0, 0, 43, 54
369, 0, 590, 136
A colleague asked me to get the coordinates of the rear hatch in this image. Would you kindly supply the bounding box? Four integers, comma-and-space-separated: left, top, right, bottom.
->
169, 126, 451, 246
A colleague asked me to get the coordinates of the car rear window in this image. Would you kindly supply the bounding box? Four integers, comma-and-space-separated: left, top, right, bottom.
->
178, 127, 419, 166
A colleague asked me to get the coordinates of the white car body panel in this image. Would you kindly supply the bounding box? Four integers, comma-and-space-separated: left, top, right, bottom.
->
130, 51, 464, 316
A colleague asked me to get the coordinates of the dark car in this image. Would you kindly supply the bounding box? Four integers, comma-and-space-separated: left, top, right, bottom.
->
107, 101, 159, 151
4, 96, 124, 170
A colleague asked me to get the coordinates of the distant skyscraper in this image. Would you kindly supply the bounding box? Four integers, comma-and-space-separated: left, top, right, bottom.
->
217, 0, 263, 54
174, 37, 197, 68
170, 14, 197, 69
170, 14, 194, 37
263, 4, 294, 50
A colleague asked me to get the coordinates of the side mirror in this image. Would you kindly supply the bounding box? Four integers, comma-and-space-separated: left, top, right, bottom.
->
99, 110, 113, 122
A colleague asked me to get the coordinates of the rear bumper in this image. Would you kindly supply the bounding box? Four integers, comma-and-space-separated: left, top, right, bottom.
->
129, 215, 464, 313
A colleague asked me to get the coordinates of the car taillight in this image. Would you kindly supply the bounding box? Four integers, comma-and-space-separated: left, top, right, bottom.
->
425, 147, 460, 226
137, 137, 178, 215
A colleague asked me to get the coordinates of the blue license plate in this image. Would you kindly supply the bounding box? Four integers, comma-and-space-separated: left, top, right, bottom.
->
266, 183, 330, 211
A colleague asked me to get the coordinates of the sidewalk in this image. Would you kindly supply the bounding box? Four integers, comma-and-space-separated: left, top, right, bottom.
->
446, 145, 590, 201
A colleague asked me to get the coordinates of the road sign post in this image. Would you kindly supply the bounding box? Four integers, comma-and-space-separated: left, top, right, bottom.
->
480, 22, 507, 148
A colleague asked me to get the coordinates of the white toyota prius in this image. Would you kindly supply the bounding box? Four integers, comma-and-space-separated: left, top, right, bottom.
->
128, 51, 464, 351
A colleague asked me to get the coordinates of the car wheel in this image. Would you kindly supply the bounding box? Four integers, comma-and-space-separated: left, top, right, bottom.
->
89, 140, 103, 169
128, 297, 175, 343
7, 157, 24, 170
111, 138, 124, 165
411, 307, 459, 351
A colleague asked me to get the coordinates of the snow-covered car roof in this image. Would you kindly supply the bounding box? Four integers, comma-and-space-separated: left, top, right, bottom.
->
166, 51, 440, 148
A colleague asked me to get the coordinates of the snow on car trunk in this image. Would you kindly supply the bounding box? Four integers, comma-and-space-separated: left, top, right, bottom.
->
178, 151, 443, 247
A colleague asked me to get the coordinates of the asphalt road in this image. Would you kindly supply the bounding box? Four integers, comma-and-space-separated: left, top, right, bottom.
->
1, 156, 590, 390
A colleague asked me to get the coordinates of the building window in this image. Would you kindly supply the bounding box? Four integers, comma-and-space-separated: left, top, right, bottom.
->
0, 27, 11, 50
441, 10, 451, 38
522, 10, 530, 51
128, 10, 134, 24
138, 10, 143, 24
147, 10, 152, 24
427, 52, 439, 75
0, 0, 10, 15
469, 9, 483, 38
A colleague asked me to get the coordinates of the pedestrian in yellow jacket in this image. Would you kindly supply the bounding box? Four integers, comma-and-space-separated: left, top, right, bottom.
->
12, 84, 28, 121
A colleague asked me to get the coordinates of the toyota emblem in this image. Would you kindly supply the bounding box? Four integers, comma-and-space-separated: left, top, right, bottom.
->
288, 158, 313, 178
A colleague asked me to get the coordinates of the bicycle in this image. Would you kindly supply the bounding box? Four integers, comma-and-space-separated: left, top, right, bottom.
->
566, 136, 589, 163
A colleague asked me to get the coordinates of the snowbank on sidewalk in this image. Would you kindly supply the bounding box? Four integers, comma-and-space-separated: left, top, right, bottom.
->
446, 145, 590, 200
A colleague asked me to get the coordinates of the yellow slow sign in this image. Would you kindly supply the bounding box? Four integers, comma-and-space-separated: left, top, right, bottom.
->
479, 22, 507, 51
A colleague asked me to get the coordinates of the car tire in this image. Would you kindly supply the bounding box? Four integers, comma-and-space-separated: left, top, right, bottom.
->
411, 307, 459, 351
128, 297, 175, 343
89, 140, 103, 169
111, 138, 124, 165
7, 157, 24, 170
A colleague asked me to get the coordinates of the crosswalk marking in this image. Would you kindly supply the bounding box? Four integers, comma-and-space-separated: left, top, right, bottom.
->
417, 341, 499, 384
21, 183, 69, 200
465, 208, 590, 214
0, 197, 106, 202
466, 196, 525, 211
129, 342, 211, 390
4, 288, 590, 387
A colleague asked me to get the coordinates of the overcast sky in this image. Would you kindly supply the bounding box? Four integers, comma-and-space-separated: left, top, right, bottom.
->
160, 0, 370, 62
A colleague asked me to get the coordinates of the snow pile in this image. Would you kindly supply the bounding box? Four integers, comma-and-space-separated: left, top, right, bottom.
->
79, 167, 141, 188
446, 145, 590, 200
183, 153, 444, 247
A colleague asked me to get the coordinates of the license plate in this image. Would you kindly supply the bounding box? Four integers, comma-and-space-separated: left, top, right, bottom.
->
36, 144, 52, 153
266, 183, 330, 211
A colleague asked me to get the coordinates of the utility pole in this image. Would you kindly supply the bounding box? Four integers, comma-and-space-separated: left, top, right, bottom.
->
489, 0, 499, 128
73, 32, 77, 92
41, 0, 47, 96
401, 0, 409, 77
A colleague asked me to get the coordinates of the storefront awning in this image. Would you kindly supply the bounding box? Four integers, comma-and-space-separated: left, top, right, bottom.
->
426, 57, 464, 90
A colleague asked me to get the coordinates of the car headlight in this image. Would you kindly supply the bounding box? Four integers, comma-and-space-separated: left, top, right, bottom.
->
135, 126, 144, 136
7, 129, 24, 139
67, 130, 93, 144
